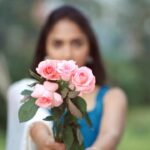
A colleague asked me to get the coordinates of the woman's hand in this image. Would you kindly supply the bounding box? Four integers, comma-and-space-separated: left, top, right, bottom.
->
29, 121, 66, 150
38, 139, 66, 150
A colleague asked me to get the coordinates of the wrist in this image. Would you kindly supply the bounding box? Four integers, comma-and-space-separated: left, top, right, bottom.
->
30, 122, 52, 145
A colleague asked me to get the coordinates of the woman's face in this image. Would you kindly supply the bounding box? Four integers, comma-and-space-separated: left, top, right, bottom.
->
46, 19, 90, 66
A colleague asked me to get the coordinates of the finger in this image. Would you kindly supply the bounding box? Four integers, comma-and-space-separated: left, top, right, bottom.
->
45, 140, 66, 150
45, 136, 54, 146
55, 143, 66, 150
45, 142, 59, 149
49, 142, 66, 150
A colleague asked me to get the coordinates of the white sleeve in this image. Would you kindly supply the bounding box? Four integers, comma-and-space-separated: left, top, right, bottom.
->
6, 82, 24, 150
6, 78, 53, 150
21, 108, 53, 150
19, 79, 53, 150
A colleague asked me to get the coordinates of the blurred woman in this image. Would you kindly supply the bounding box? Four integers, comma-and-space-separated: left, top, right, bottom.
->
6, 5, 127, 150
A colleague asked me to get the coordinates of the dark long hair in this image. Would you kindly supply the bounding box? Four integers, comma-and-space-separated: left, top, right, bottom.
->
32, 5, 107, 86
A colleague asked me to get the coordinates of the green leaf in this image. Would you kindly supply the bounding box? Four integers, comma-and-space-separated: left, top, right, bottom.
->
64, 111, 77, 124
20, 95, 31, 103
43, 116, 54, 121
57, 80, 69, 90
53, 120, 64, 142
68, 99, 82, 118
76, 128, 83, 145
21, 89, 32, 96
61, 88, 69, 99
51, 107, 64, 119
68, 91, 80, 99
28, 81, 39, 87
70, 141, 79, 150
18, 98, 39, 122
29, 69, 43, 82
84, 113, 92, 127
63, 126, 74, 149
71, 96, 87, 115
72, 96, 92, 127
70, 140, 84, 150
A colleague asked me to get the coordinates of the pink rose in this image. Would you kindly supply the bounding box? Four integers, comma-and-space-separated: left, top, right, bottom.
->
53, 92, 63, 107
35, 91, 54, 108
43, 81, 58, 92
71, 66, 95, 93
31, 81, 62, 108
36, 59, 60, 80
35, 91, 63, 108
31, 84, 45, 98
57, 60, 78, 81
31, 81, 58, 98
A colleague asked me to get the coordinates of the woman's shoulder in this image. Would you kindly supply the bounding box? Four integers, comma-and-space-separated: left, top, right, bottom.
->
10, 78, 35, 88
7, 78, 35, 96
103, 86, 127, 106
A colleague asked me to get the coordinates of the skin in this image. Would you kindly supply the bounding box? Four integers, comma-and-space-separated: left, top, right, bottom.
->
30, 19, 127, 150
46, 19, 90, 66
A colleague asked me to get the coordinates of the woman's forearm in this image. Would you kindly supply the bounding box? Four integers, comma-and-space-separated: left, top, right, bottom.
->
92, 131, 121, 150
90, 88, 127, 150
29, 121, 53, 148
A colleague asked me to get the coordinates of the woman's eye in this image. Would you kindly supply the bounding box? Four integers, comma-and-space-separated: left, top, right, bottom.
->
72, 40, 83, 47
52, 40, 63, 48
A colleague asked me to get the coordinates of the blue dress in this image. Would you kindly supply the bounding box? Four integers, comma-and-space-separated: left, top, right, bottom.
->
78, 85, 109, 148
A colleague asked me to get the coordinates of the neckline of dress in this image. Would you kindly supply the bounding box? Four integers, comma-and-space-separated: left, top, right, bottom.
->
87, 85, 108, 114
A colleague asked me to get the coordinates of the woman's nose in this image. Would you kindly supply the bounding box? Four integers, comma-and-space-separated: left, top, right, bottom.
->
63, 46, 72, 60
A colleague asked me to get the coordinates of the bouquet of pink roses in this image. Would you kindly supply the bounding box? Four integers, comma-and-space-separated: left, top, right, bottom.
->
19, 59, 95, 150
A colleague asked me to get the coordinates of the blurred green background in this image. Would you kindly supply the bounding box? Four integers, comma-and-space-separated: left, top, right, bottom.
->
0, 0, 150, 149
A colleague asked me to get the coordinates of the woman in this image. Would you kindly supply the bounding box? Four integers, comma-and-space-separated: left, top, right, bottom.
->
30, 5, 127, 150
7, 5, 127, 150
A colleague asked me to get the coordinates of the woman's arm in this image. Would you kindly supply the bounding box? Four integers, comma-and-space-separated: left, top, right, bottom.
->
30, 121, 52, 150
91, 87, 127, 150
30, 121, 66, 150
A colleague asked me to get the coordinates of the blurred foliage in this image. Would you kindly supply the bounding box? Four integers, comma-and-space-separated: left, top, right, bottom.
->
0, 94, 6, 130
0, 129, 6, 150
105, 58, 150, 106
0, 0, 37, 82
118, 107, 150, 150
